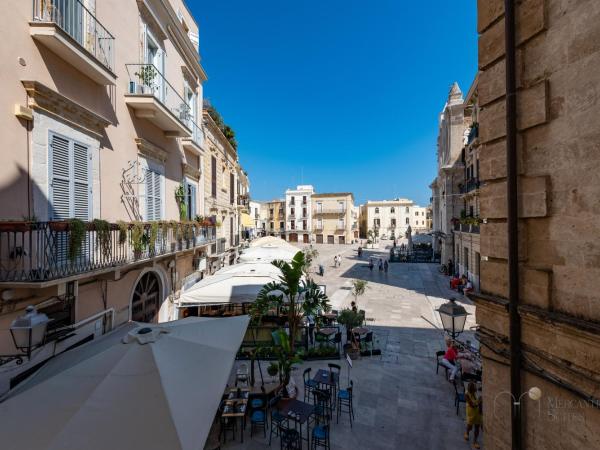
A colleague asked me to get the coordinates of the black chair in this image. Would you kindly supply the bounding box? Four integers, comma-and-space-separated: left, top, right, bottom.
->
268, 396, 287, 446
453, 380, 466, 415
311, 424, 330, 450
328, 363, 341, 405
313, 389, 332, 424
337, 380, 354, 427
332, 332, 342, 355
219, 401, 237, 444
363, 331, 374, 355
436, 350, 448, 377
303, 368, 319, 403
279, 426, 301, 450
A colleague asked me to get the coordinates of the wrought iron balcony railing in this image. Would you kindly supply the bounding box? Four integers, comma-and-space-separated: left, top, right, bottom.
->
126, 64, 191, 125
314, 208, 346, 215
0, 221, 216, 283
460, 178, 480, 194
32, 0, 115, 72
453, 222, 481, 234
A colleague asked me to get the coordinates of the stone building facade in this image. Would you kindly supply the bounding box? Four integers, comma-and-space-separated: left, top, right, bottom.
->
474, 0, 600, 448
264, 199, 286, 238
312, 193, 357, 244
361, 198, 429, 242
454, 76, 482, 289
430, 82, 468, 265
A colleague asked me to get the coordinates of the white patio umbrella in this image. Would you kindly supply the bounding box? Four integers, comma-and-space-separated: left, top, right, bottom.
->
0, 316, 249, 450
238, 245, 299, 263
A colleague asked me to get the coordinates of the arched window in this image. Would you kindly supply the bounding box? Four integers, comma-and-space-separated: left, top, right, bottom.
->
390, 207, 395, 213
131, 272, 162, 323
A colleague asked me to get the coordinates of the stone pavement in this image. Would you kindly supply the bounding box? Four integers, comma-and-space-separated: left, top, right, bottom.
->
220, 242, 481, 450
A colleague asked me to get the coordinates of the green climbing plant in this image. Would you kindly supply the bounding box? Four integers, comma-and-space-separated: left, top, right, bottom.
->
68, 218, 86, 262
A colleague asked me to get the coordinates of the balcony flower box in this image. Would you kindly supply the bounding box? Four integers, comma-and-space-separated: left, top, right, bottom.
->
0, 221, 32, 232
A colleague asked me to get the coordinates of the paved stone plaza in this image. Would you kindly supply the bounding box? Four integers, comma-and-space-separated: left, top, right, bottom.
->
223, 241, 479, 450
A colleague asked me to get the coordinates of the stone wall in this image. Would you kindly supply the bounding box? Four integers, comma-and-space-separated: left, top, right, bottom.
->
476, 0, 600, 448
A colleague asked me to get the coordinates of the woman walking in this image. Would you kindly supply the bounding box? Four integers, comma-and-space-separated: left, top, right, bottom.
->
464, 381, 482, 449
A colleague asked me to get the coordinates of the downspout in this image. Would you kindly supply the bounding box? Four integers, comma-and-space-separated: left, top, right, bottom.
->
504, 1, 522, 449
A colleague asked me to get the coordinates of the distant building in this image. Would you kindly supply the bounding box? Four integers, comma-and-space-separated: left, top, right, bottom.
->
264, 199, 286, 238
361, 198, 429, 241
312, 193, 357, 244
284, 185, 314, 243
430, 82, 467, 265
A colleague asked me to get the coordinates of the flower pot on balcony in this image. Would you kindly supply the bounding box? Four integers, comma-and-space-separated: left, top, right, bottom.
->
49, 221, 69, 232
0, 221, 32, 232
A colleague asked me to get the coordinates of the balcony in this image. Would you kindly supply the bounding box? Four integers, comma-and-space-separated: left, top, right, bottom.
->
314, 208, 346, 216
460, 178, 480, 194
453, 222, 480, 234
180, 120, 204, 154
0, 221, 216, 285
212, 238, 227, 255
125, 64, 192, 138
31, 0, 116, 85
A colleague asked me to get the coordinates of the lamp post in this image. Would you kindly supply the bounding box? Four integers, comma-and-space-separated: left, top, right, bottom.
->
436, 297, 469, 339
0, 305, 49, 366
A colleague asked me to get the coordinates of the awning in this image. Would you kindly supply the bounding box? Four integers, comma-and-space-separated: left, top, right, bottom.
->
0, 316, 249, 450
238, 245, 299, 263
179, 269, 282, 305
241, 213, 254, 227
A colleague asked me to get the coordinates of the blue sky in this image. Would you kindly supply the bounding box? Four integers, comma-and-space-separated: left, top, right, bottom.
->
188, 0, 477, 205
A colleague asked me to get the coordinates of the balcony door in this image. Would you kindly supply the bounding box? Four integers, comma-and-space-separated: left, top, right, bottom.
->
143, 27, 164, 101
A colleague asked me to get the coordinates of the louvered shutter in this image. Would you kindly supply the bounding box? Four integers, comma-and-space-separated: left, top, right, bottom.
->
153, 170, 162, 220
73, 143, 90, 220
50, 135, 71, 220
189, 183, 197, 219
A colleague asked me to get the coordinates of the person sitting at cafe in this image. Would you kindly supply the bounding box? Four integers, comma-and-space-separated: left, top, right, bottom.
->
450, 274, 461, 290
463, 279, 474, 295
457, 275, 468, 293
440, 338, 459, 381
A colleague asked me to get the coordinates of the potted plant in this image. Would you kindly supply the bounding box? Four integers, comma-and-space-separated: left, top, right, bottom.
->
351, 279, 369, 305
68, 218, 86, 262
49, 220, 69, 232
267, 362, 279, 382
93, 219, 112, 260
134, 65, 158, 94
131, 222, 147, 259
338, 308, 365, 345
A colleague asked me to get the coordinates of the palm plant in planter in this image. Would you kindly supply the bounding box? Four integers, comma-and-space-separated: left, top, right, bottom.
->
337, 309, 365, 359
251, 251, 330, 385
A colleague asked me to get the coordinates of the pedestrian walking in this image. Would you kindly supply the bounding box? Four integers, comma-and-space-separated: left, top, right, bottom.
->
337, 254, 342, 267
378, 259, 383, 271
319, 264, 325, 276
384, 259, 389, 273
358, 246, 363, 257
368, 259, 374, 271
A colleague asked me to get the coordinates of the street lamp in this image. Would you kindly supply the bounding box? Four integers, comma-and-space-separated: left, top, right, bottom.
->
9, 305, 49, 359
436, 297, 469, 339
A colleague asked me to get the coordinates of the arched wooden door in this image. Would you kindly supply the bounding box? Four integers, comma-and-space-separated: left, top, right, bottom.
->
131, 272, 161, 323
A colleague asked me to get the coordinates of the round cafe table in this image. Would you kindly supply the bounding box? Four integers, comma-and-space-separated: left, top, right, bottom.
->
352, 327, 369, 335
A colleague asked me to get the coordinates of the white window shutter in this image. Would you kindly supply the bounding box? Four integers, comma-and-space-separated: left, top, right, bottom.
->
50, 134, 71, 220
154, 171, 161, 220
73, 142, 90, 220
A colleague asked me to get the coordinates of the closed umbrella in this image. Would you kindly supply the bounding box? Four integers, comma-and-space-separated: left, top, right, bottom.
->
0, 316, 249, 450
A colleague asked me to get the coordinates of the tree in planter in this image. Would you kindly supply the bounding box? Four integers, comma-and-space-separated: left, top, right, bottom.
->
337, 308, 365, 353
301, 246, 319, 277
134, 65, 158, 93
351, 279, 369, 306
251, 251, 330, 384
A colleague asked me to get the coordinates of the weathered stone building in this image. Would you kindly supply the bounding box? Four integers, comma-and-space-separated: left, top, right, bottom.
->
474, 0, 600, 448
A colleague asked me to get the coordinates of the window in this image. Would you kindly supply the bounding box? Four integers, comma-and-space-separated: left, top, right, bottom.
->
406, 207, 409, 213
338, 219, 345, 229
464, 247, 469, 272
391, 219, 396, 227
211, 156, 217, 198
469, 205, 474, 217
415, 211, 418, 216
316, 219, 323, 229
269, 208, 274, 218
280, 221, 284, 229
290, 196, 295, 205
49, 133, 92, 220
390, 207, 395, 213
290, 207, 295, 216
184, 180, 197, 220
338, 201, 345, 212
405, 217, 409, 224
290, 222, 295, 230
230, 172, 235, 204
144, 168, 162, 221
316, 202, 323, 213
374, 218, 380, 227
302, 196, 307, 204
303, 220, 307, 230
303, 207, 307, 217
375, 207, 379, 214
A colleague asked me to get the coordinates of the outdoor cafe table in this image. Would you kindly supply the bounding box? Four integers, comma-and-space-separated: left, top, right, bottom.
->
320, 312, 337, 324
222, 388, 249, 443
312, 368, 339, 408
317, 327, 337, 338
352, 327, 369, 335
277, 398, 315, 449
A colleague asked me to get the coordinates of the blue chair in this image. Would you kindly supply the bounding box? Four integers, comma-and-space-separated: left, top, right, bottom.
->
337, 380, 354, 427
250, 409, 267, 438
303, 368, 319, 403
311, 424, 330, 450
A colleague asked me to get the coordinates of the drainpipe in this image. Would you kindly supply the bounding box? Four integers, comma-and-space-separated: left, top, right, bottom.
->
504, 1, 522, 449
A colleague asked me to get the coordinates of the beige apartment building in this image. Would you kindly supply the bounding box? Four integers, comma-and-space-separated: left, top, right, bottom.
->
474, 1, 600, 448
264, 199, 286, 238
453, 76, 481, 289
0, 0, 247, 394
312, 193, 357, 244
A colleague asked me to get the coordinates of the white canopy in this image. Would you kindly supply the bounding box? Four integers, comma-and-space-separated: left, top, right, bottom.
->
0, 316, 249, 450
179, 268, 282, 305
238, 245, 299, 264
249, 236, 293, 248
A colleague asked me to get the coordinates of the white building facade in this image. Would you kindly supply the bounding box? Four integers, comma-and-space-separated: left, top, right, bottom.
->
285, 185, 314, 243
362, 198, 430, 240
